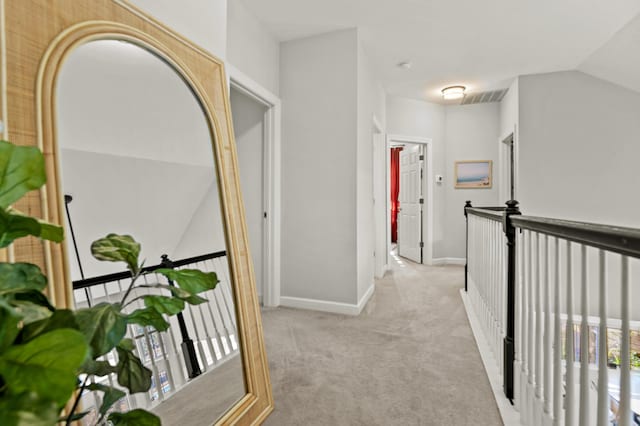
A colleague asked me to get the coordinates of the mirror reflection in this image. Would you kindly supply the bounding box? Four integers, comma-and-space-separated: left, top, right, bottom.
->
56, 40, 246, 425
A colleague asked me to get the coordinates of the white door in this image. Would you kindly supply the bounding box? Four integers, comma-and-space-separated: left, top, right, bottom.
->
398, 144, 422, 263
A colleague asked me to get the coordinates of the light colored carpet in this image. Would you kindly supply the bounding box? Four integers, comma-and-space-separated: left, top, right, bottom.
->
261, 258, 503, 425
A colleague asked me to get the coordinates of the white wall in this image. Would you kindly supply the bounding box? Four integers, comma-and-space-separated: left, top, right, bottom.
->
386, 97, 501, 260
172, 181, 227, 260
226, 0, 280, 95
129, 0, 227, 58
230, 88, 268, 297
444, 103, 500, 258
499, 78, 519, 144
356, 34, 386, 301
386, 97, 446, 258
518, 70, 640, 228
498, 78, 520, 202
280, 29, 358, 305
515, 70, 640, 320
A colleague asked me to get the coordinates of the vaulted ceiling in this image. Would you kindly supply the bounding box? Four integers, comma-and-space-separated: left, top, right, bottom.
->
241, 0, 640, 103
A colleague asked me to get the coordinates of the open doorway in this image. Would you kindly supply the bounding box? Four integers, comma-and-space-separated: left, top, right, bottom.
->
500, 133, 515, 202
230, 88, 267, 302
386, 135, 433, 265
372, 117, 386, 278
228, 66, 281, 307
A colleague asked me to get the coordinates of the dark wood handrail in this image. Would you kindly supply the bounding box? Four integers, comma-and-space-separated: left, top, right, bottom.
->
72, 250, 227, 290
511, 216, 640, 259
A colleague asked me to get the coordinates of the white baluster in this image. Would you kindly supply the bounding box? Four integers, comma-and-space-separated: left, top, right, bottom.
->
543, 235, 552, 422
519, 230, 529, 421
596, 250, 608, 426
579, 245, 590, 426
565, 242, 575, 426
535, 232, 543, 423
619, 256, 631, 426
528, 231, 535, 425
515, 226, 522, 411
552, 238, 562, 425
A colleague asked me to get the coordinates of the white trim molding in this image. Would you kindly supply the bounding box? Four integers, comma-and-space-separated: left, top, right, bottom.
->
280, 284, 375, 316
372, 114, 387, 279
227, 63, 281, 308
431, 257, 466, 266
386, 134, 434, 265
460, 289, 520, 426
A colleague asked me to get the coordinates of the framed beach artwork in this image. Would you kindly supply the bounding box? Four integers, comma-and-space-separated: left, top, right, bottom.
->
455, 160, 493, 189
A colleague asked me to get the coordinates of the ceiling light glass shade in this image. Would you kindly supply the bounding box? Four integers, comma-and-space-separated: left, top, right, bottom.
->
441, 85, 466, 100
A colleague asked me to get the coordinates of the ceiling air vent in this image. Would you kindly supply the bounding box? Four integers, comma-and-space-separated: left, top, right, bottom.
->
461, 89, 508, 105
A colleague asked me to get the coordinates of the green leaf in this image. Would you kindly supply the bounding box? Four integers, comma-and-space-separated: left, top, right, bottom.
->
0, 262, 47, 292
0, 329, 89, 406
36, 218, 63, 243
127, 307, 170, 332
0, 209, 63, 248
108, 409, 160, 426
118, 337, 135, 351
18, 309, 77, 343
115, 344, 152, 393
143, 294, 184, 315
0, 300, 21, 351
0, 209, 40, 248
0, 140, 46, 209
0, 392, 60, 426
11, 288, 54, 309
80, 359, 118, 377
59, 411, 90, 422
139, 283, 207, 305
10, 290, 55, 324
86, 382, 126, 416
156, 268, 218, 294
75, 303, 127, 357
91, 234, 141, 273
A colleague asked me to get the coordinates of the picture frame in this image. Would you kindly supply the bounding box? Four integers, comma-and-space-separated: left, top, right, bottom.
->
455, 160, 493, 189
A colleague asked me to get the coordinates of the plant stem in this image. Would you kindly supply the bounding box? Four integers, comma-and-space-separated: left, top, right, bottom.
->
122, 295, 146, 309
65, 376, 89, 426
119, 268, 144, 306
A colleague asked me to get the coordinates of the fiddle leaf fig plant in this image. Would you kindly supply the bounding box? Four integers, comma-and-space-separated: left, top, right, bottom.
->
0, 140, 219, 425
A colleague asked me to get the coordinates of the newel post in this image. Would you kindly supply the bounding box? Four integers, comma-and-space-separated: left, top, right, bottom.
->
464, 201, 472, 292
160, 254, 202, 379
503, 199, 521, 402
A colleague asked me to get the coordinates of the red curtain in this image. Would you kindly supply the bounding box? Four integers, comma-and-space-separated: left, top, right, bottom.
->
390, 147, 402, 242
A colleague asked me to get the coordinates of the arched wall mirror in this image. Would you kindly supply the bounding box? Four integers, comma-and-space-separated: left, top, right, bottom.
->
1, 1, 273, 424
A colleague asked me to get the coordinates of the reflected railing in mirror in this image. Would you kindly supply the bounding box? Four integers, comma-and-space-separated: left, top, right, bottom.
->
72, 251, 240, 422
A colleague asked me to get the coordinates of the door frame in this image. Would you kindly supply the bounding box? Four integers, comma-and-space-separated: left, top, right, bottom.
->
499, 131, 516, 203
227, 64, 281, 307
372, 116, 386, 278
386, 134, 433, 265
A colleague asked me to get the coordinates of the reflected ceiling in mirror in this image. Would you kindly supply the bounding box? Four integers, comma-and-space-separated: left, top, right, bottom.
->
56, 39, 246, 424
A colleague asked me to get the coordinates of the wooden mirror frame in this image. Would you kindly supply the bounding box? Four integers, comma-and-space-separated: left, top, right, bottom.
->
0, 0, 273, 424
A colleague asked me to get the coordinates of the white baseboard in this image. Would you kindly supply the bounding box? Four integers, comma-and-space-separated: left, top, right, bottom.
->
431, 257, 466, 266
280, 283, 375, 316
357, 283, 375, 314
460, 289, 520, 426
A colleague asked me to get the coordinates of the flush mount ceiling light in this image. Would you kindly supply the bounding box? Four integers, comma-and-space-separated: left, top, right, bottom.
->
441, 85, 466, 100
397, 61, 412, 70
